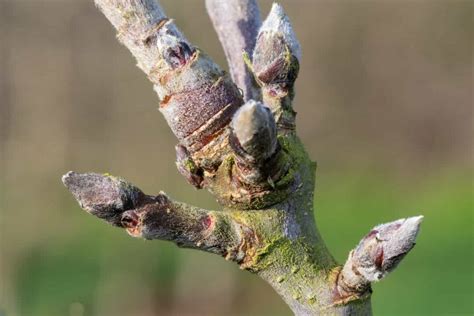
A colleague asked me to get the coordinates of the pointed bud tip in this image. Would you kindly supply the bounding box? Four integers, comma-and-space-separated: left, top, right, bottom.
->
268, 3, 285, 19
407, 215, 424, 224
261, 3, 286, 32
395, 214, 424, 241
259, 3, 301, 60
374, 215, 424, 234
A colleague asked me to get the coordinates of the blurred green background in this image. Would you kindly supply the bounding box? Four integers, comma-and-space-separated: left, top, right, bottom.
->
0, 0, 472, 315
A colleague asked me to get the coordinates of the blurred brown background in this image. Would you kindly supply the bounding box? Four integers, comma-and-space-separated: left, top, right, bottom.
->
0, 0, 472, 315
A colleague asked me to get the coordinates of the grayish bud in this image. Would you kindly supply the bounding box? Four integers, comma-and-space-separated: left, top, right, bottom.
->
356, 215, 424, 280
252, 3, 300, 92
340, 215, 423, 294
258, 3, 301, 60
62, 171, 144, 226
231, 100, 277, 161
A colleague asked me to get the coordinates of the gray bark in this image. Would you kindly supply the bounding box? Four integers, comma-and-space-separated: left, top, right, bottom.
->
205, 0, 261, 101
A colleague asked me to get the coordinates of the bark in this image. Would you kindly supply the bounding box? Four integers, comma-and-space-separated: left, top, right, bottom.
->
63, 1, 423, 315
205, 0, 261, 101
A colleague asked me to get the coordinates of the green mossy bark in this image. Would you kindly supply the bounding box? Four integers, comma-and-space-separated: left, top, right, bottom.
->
201, 134, 372, 315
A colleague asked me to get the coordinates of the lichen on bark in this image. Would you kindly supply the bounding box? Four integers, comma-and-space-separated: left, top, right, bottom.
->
63, 1, 423, 315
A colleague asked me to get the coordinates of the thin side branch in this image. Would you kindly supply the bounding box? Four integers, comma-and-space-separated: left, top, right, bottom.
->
94, 0, 243, 152
206, 0, 261, 101
62, 172, 251, 260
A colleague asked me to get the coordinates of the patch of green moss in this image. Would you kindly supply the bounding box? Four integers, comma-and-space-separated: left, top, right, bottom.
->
183, 158, 197, 172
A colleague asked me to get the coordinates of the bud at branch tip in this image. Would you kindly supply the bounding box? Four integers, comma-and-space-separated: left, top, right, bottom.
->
231, 100, 277, 161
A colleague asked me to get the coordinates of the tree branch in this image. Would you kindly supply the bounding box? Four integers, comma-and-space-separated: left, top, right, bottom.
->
205, 0, 261, 101
62, 172, 253, 260
94, 0, 243, 152
63, 1, 425, 315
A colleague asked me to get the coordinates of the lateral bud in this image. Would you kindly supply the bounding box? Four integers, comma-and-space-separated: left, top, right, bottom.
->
252, 3, 300, 98
337, 216, 424, 301
352, 215, 423, 281
222, 99, 290, 207
155, 22, 194, 70
230, 100, 277, 163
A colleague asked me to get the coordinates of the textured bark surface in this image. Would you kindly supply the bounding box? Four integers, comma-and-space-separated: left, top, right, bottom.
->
206, 0, 261, 101
64, 1, 423, 315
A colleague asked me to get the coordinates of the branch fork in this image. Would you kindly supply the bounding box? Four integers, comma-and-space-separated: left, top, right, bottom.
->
64, 1, 423, 315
